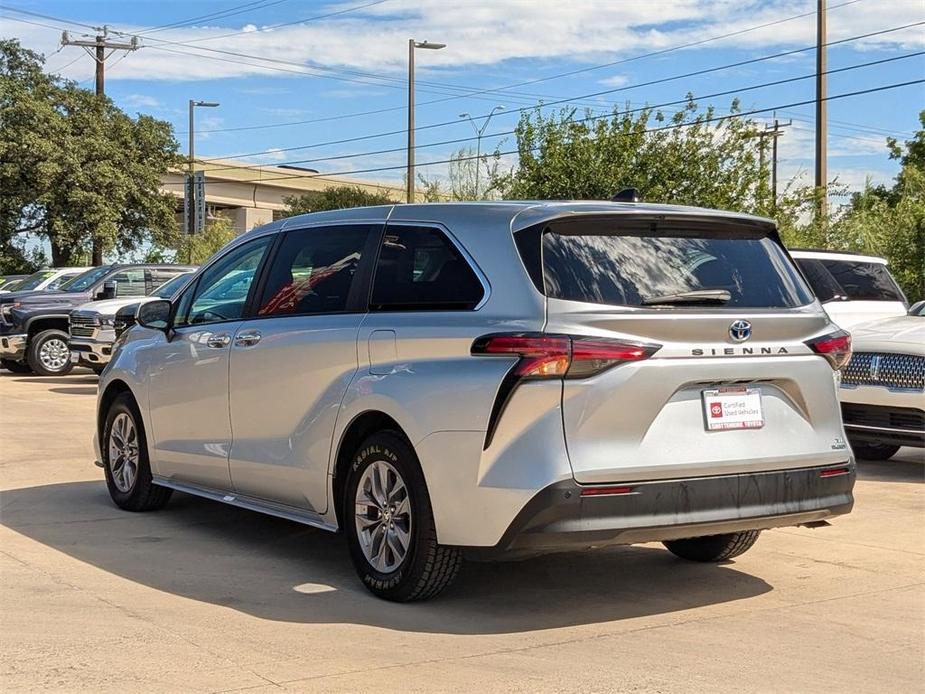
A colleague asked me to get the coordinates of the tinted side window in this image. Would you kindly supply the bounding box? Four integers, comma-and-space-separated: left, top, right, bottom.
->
820, 259, 906, 302
110, 269, 147, 298
370, 226, 484, 311
257, 225, 372, 316
176, 237, 271, 327
147, 268, 187, 294
793, 258, 842, 302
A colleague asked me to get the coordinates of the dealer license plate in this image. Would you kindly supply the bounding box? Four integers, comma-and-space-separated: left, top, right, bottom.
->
702, 386, 764, 431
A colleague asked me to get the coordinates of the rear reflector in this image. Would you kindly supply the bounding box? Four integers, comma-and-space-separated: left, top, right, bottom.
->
580, 485, 636, 497
806, 330, 852, 370
819, 466, 851, 478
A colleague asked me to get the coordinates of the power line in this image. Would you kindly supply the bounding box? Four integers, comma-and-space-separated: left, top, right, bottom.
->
186, 16, 924, 141
195, 23, 925, 164
137, 0, 392, 44
160, 78, 924, 187
135, 0, 296, 36
202, 51, 922, 175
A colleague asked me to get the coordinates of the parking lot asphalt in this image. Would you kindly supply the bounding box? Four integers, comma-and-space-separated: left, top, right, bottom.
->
0, 370, 923, 693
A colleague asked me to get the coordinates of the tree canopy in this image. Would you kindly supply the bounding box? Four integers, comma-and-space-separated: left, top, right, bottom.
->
0, 39, 182, 272
281, 185, 396, 217
492, 98, 773, 213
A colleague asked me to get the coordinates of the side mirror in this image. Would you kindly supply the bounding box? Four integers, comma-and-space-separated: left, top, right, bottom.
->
909, 300, 925, 316
99, 280, 117, 300
136, 300, 172, 332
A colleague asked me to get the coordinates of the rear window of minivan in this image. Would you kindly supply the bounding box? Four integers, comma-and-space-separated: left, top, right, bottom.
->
518, 219, 815, 309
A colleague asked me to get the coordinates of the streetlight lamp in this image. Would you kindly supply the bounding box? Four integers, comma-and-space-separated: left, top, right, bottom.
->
187, 100, 219, 235
459, 105, 505, 198
407, 39, 445, 203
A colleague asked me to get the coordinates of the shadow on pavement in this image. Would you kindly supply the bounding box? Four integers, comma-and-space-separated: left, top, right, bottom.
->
9, 375, 97, 385
1, 480, 771, 635
48, 386, 98, 396
856, 455, 925, 483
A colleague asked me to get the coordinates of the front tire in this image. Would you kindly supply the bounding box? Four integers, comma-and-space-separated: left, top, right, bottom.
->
850, 441, 900, 461
345, 431, 461, 601
1, 358, 32, 374
26, 329, 74, 377
103, 393, 172, 512
663, 530, 761, 562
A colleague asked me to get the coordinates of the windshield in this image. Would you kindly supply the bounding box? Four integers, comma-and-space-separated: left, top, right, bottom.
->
794, 258, 907, 303
153, 272, 193, 299
14, 270, 56, 292
58, 267, 111, 292
534, 221, 814, 309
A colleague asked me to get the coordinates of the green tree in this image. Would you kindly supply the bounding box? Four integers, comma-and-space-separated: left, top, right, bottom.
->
173, 217, 238, 265
0, 39, 182, 270
281, 185, 396, 217
778, 112, 925, 301
493, 98, 772, 213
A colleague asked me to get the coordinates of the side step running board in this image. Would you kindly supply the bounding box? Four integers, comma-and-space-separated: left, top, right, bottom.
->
152, 476, 338, 533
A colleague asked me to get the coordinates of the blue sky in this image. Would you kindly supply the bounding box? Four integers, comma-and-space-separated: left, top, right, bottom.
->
3, 0, 924, 197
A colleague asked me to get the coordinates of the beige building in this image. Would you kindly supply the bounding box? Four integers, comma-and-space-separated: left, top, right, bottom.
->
161, 158, 405, 235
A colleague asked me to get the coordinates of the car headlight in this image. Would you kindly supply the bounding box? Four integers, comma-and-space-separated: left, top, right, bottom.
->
100, 316, 115, 327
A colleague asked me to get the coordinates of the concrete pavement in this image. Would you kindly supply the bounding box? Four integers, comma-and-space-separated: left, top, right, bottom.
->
1, 370, 923, 693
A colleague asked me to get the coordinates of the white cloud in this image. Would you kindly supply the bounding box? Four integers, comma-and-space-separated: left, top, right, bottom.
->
4, 0, 922, 83
124, 94, 161, 108
599, 74, 630, 88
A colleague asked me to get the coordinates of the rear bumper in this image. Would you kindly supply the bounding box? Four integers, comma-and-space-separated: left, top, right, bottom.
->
0, 333, 27, 361
465, 463, 855, 559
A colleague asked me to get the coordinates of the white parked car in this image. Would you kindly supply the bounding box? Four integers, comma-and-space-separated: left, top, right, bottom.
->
838, 301, 925, 460
790, 250, 908, 330
0, 267, 88, 294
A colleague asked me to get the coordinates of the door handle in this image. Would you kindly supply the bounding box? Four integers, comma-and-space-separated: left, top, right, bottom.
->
206, 334, 231, 349
234, 331, 262, 347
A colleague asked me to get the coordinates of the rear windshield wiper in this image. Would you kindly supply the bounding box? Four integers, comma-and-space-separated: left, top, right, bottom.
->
641, 289, 732, 306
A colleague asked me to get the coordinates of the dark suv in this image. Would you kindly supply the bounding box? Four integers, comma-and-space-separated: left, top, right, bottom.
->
0, 264, 194, 376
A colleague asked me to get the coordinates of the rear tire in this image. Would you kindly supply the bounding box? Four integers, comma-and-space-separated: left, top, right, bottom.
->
1, 358, 32, 374
26, 329, 74, 377
344, 430, 461, 601
103, 392, 172, 512
850, 441, 900, 461
664, 530, 761, 562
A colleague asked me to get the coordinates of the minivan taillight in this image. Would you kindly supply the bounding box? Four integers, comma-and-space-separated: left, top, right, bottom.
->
471, 333, 661, 448
806, 330, 852, 370
471, 333, 661, 379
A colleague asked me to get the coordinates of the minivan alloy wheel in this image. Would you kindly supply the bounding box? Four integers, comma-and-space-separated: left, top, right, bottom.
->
355, 460, 412, 573
108, 412, 139, 493
38, 337, 69, 371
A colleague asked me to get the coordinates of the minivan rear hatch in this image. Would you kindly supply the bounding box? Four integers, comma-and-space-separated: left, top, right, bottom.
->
517, 213, 849, 484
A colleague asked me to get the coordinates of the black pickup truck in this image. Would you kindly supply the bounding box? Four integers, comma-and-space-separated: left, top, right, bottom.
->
0, 264, 194, 376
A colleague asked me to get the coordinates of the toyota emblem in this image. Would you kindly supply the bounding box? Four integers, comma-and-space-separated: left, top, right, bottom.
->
729, 319, 752, 342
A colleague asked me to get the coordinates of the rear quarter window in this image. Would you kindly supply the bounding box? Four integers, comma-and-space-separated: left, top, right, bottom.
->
529, 219, 814, 309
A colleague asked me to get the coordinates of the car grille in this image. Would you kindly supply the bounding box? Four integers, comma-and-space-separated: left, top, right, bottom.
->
842, 352, 925, 391
69, 314, 98, 339
841, 403, 925, 432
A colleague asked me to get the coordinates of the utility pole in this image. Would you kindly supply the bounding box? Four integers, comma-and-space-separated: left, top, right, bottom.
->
61, 27, 139, 264
815, 0, 828, 223
748, 117, 791, 213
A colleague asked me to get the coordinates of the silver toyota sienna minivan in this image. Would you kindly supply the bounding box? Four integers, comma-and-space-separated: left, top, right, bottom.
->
95, 201, 855, 601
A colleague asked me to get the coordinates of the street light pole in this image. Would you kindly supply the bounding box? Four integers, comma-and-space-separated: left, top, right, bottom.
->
459, 105, 505, 198
187, 100, 219, 237
407, 39, 445, 203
